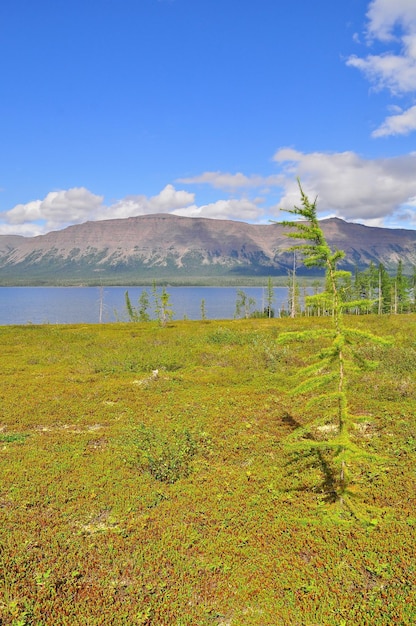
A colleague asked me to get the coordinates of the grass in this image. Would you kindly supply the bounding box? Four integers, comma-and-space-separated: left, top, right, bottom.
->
0, 315, 415, 624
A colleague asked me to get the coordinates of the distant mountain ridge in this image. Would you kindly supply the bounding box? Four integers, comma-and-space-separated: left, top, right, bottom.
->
0, 213, 415, 284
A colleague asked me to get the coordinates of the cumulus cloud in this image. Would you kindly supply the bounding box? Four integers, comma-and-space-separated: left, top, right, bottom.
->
347, 39, 416, 95
2, 148, 416, 236
5, 188, 104, 231
272, 147, 416, 223
0, 180, 265, 236
173, 148, 416, 226
372, 103, 416, 136
0, 185, 197, 236
0, 222, 47, 237
347, 0, 416, 136
172, 198, 263, 221
106, 185, 195, 219
365, 0, 416, 42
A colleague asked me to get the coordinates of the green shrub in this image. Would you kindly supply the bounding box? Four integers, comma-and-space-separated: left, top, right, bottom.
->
133, 425, 197, 483
0, 433, 29, 444
207, 327, 241, 345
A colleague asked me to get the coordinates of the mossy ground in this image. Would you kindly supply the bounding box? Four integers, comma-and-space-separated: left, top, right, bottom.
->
0, 316, 415, 625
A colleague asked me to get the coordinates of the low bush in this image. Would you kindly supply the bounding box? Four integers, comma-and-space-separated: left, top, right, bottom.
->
132, 424, 198, 483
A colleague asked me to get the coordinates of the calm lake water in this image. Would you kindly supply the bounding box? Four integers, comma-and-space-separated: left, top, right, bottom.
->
0, 286, 291, 325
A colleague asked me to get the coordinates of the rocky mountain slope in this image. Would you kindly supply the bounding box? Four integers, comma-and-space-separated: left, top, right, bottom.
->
0, 213, 415, 284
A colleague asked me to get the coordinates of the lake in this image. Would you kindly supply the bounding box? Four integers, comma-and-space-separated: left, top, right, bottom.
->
0, 286, 292, 325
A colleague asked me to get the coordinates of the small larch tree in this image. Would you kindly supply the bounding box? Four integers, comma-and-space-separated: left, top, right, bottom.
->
278, 181, 390, 517
125, 290, 140, 322
125, 289, 151, 322
152, 284, 173, 327
200, 298, 207, 321
234, 289, 256, 319
265, 276, 275, 318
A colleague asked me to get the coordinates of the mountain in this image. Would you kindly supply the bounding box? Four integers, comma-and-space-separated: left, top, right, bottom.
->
0, 213, 415, 285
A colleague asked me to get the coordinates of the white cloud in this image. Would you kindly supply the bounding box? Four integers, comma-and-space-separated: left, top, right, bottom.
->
347, 0, 416, 136
372, 103, 416, 135
0, 183, 264, 236
2, 149, 416, 236
172, 198, 263, 221
272, 147, 416, 222
177, 171, 283, 191
6, 200, 43, 225
106, 185, 195, 219
365, 0, 416, 42
174, 148, 416, 226
347, 41, 416, 95
178, 172, 253, 188
0, 222, 46, 237
5, 187, 104, 230
0, 185, 195, 236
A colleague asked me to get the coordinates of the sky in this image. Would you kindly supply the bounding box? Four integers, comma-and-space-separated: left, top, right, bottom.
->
1, 0, 416, 237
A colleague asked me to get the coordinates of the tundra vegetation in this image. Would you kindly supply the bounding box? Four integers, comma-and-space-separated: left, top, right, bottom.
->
0, 315, 415, 624
1, 190, 415, 624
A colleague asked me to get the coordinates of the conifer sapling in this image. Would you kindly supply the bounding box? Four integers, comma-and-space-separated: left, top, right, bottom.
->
278, 180, 390, 516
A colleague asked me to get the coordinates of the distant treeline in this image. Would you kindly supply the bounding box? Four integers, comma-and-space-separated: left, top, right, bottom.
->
284, 260, 416, 317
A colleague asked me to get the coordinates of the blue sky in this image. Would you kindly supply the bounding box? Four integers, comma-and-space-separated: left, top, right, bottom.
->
1, 0, 416, 236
